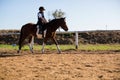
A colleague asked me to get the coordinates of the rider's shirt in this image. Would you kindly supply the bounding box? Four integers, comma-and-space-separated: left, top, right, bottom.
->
38, 12, 44, 18
37, 12, 47, 25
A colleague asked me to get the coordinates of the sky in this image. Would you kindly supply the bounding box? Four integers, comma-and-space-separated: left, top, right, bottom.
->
0, 0, 120, 31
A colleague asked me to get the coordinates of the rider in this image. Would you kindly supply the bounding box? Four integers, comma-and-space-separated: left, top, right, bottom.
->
37, 6, 47, 34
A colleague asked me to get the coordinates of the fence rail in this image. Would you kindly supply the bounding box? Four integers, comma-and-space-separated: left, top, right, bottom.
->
0, 33, 20, 35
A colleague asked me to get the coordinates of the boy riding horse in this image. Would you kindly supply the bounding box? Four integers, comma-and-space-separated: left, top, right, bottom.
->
36, 6, 47, 37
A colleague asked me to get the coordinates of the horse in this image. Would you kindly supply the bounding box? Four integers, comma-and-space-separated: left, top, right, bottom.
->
17, 18, 68, 53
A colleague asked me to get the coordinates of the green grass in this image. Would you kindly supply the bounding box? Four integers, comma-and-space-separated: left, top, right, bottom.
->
79, 44, 120, 51
0, 44, 120, 51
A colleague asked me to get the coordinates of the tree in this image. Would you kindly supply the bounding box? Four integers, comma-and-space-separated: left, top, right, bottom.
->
52, 9, 65, 19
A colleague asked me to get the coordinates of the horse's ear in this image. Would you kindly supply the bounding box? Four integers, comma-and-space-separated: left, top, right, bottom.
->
63, 17, 66, 19
62, 17, 66, 21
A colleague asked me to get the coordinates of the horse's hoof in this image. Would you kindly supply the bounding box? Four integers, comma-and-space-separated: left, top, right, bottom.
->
41, 50, 44, 54
58, 51, 61, 54
31, 51, 34, 53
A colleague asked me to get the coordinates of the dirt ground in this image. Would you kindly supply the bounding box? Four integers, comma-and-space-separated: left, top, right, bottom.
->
0, 50, 120, 80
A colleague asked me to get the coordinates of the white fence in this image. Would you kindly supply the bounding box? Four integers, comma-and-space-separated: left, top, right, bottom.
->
56, 31, 79, 49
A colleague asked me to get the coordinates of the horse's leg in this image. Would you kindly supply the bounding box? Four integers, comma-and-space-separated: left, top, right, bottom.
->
52, 37, 61, 53
41, 37, 47, 53
28, 36, 34, 53
41, 41, 45, 53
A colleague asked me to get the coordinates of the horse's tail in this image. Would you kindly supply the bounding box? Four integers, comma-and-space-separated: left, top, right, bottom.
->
19, 30, 22, 45
18, 25, 24, 46
17, 26, 24, 53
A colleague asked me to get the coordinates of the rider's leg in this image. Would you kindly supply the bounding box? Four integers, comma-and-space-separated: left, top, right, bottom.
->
39, 25, 43, 34
36, 25, 43, 38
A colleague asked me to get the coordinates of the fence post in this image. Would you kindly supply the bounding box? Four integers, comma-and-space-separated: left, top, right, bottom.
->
75, 31, 79, 49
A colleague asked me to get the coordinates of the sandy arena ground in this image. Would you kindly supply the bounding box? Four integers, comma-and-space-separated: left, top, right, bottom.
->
0, 50, 120, 80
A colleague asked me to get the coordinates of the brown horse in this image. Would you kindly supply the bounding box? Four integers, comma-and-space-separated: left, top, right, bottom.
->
18, 18, 68, 53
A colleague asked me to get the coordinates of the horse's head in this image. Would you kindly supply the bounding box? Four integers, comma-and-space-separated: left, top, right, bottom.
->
58, 18, 68, 31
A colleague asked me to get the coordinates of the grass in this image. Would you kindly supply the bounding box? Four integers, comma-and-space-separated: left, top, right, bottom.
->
0, 44, 120, 51
79, 44, 120, 51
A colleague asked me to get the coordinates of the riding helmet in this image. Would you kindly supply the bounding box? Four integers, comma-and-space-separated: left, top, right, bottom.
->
39, 6, 45, 10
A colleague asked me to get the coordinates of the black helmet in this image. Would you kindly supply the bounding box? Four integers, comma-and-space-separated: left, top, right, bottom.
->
39, 6, 45, 10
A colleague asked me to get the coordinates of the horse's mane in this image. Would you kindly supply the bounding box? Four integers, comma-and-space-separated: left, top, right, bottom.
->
49, 18, 64, 23
46, 18, 64, 25
48, 19, 58, 23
